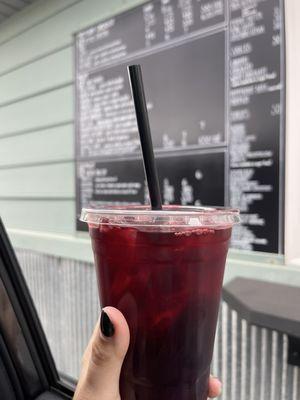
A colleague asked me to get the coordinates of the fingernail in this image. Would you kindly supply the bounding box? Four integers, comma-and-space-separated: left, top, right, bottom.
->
100, 310, 115, 337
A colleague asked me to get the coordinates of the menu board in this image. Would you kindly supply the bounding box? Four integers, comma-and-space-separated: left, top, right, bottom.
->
75, 0, 285, 254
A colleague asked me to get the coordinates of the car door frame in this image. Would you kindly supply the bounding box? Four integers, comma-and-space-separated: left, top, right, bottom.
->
0, 218, 75, 399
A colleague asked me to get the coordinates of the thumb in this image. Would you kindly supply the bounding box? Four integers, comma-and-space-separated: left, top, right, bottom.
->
74, 307, 130, 400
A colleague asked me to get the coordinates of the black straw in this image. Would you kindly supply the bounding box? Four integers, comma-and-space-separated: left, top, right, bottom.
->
128, 64, 162, 210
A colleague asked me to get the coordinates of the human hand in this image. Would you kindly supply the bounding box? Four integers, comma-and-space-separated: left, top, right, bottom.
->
74, 307, 222, 400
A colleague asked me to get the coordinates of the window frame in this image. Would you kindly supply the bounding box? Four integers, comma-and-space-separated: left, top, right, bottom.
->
0, 218, 75, 399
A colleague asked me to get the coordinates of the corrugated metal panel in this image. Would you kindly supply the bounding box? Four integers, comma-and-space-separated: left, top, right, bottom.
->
16, 248, 300, 397
211, 304, 300, 400
17, 248, 99, 378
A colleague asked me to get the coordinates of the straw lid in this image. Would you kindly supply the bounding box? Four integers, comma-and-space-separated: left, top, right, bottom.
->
80, 205, 240, 228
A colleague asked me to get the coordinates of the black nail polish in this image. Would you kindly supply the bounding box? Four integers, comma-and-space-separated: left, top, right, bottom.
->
100, 310, 115, 337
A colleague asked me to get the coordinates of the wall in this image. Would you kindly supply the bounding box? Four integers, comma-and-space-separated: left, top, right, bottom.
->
0, 0, 145, 262
0, 0, 299, 282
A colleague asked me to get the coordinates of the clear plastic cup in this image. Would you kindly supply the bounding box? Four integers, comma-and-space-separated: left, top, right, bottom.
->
81, 205, 239, 400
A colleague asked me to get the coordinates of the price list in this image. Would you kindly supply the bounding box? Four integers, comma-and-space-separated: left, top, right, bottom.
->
75, 0, 285, 254
228, 0, 284, 252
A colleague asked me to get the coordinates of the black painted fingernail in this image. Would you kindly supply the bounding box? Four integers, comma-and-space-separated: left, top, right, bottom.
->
100, 310, 115, 337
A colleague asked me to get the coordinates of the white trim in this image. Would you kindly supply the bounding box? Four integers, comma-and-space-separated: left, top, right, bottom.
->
278, 0, 285, 254
289, 258, 300, 267
8, 228, 94, 263
284, 0, 300, 263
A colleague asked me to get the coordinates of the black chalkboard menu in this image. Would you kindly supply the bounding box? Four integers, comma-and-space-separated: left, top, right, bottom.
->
75, 0, 285, 254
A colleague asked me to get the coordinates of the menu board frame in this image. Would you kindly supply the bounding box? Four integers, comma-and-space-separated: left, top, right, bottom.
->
74, 0, 286, 254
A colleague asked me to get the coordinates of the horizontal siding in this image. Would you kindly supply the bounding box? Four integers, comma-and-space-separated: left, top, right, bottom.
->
0, 0, 80, 45
0, 0, 143, 75
0, 162, 74, 198
0, 124, 74, 166
0, 85, 73, 136
0, 46, 72, 106
0, 199, 75, 234
0, 0, 146, 253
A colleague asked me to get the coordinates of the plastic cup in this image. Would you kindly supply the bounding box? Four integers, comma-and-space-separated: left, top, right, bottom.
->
81, 205, 239, 400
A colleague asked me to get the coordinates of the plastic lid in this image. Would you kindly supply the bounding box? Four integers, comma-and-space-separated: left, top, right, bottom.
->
80, 205, 240, 228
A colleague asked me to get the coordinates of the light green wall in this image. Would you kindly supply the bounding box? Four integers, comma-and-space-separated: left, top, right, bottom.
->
0, 0, 145, 261
0, 0, 299, 285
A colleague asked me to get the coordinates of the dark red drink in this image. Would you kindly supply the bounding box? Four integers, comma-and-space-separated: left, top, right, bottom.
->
82, 206, 239, 400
